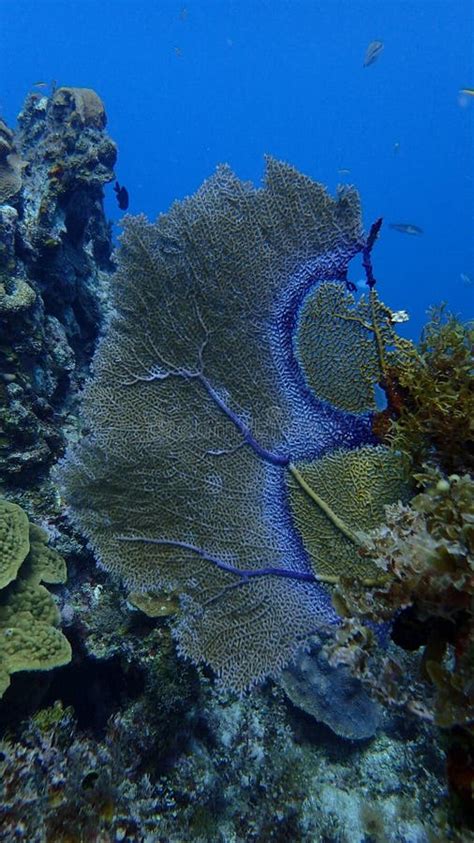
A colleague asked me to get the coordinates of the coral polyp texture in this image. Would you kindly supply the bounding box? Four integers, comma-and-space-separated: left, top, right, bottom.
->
288, 445, 409, 582
60, 158, 407, 690
0, 499, 71, 697
296, 282, 412, 413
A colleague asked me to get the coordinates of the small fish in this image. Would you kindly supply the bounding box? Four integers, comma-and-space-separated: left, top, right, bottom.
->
174, 46, 183, 58
460, 272, 473, 287
393, 141, 400, 154
114, 181, 129, 211
337, 168, 351, 175
33, 81, 48, 89
363, 40, 384, 67
389, 222, 423, 236
390, 309, 409, 324
459, 88, 474, 96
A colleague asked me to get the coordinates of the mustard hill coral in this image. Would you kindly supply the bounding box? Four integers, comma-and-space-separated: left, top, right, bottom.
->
0, 499, 30, 589
0, 498, 71, 698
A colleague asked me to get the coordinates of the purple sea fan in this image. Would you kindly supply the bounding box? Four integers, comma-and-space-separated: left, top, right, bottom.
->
58, 157, 406, 691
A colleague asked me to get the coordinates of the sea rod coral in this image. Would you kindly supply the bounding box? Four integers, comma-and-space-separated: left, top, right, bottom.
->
60, 157, 408, 690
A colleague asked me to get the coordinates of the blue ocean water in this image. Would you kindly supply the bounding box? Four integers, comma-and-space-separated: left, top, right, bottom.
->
0, 0, 474, 336
1, 0, 472, 339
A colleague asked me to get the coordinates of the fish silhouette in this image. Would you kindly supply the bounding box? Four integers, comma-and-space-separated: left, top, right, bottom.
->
389, 223, 423, 236
363, 40, 384, 67
114, 181, 129, 211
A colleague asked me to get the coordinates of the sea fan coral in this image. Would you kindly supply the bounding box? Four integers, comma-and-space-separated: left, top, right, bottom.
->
60, 158, 408, 690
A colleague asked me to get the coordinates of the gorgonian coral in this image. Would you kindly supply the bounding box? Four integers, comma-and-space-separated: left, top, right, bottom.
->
333, 470, 474, 725
59, 158, 408, 690
387, 307, 474, 474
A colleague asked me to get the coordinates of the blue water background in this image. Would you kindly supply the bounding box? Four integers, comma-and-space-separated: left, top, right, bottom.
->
1, 0, 473, 339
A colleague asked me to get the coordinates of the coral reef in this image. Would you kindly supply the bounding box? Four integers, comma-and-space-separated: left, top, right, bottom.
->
0, 679, 447, 843
0, 498, 71, 697
330, 468, 474, 823
2, 87, 470, 841
0, 119, 24, 204
0, 87, 116, 481
59, 157, 411, 691
385, 307, 473, 474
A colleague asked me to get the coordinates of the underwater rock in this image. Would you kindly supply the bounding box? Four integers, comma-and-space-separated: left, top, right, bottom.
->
50, 86, 107, 130
0, 119, 25, 204
0, 88, 116, 483
0, 680, 445, 843
280, 631, 381, 740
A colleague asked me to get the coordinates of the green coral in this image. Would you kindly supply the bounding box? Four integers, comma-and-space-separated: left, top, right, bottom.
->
0, 499, 71, 698
128, 589, 179, 617
388, 307, 474, 474
288, 445, 409, 582
296, 283, 413, 413
0, 499, 30, 589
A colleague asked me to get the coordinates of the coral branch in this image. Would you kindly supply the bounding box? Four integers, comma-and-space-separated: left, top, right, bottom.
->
362, 217, 383, 289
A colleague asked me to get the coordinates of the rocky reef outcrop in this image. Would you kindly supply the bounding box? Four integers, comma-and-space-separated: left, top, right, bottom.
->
0, 87, 116, 482
0, 88, 464, 843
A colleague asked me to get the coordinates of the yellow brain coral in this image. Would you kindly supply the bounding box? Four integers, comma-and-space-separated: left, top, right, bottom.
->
0, 499, 71, 698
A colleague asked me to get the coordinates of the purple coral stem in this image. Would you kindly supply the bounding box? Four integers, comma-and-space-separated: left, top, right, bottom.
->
117, 535, 316, 585
362, 217, 383, 289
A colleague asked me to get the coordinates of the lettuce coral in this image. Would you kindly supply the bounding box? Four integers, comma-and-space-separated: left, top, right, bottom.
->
60, 158, 408, 690
0, 499, 71, 697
